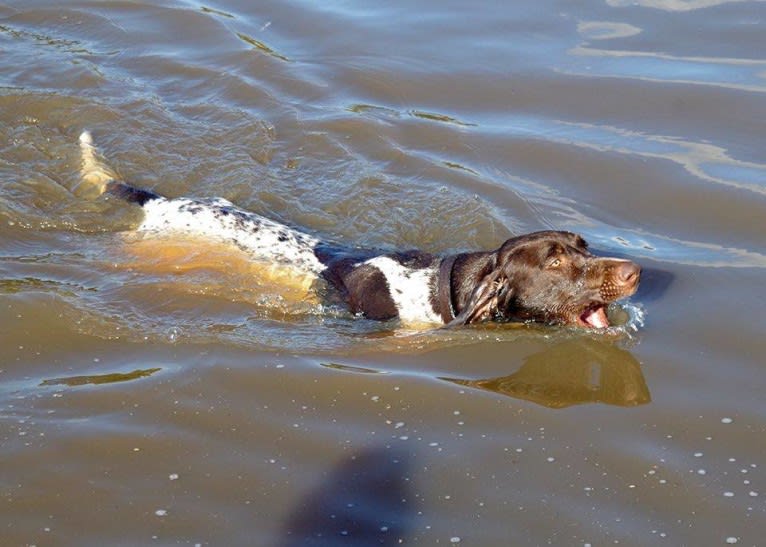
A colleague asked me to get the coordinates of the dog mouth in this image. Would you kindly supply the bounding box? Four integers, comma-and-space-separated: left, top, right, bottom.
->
573, 262, 641, 329
578, 304, 610, 329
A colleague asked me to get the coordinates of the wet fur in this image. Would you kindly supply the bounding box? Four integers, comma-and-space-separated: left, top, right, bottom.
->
78, 131, 640, 328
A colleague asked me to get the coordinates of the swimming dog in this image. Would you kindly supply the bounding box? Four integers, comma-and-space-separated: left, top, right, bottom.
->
79, 131, 640, 328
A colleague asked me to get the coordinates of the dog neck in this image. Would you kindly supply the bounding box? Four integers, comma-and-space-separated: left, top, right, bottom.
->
437, 251, 499, 324
436, 255, 459, 323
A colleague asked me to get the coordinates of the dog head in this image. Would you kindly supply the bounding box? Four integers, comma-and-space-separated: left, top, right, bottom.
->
449, 231, 640, 328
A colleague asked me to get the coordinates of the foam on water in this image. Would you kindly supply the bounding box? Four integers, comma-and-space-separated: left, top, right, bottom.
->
605, 300, 646, 339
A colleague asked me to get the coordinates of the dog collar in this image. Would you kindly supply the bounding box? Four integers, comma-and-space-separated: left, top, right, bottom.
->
437, 255, 458, 323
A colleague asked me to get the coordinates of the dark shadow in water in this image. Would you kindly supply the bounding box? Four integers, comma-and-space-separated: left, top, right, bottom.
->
635, 266, 674, 303
39, 367, 161, 387
281, 446, 414, 546
442, 338, 650, 408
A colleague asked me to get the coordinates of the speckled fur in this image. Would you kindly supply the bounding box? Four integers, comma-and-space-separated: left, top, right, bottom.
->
138, 196, 326, 274
136, 196, 442, 323
79, 131, 641, 329
79, 130, 443, 324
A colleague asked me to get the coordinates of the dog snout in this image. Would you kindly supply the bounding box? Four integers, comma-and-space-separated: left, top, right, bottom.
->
615, 261, 641, 287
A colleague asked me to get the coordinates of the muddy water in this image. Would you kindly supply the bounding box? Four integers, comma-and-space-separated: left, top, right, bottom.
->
1, 0, 765, 545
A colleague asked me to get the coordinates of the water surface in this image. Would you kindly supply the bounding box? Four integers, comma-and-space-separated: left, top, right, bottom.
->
1, 0, 765, 545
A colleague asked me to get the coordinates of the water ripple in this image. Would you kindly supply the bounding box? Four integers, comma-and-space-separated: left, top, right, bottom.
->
567, 46, 766, 93
606, 0, 756, 12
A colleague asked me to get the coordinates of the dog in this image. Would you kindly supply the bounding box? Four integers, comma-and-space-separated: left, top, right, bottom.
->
78, 131, 640, 328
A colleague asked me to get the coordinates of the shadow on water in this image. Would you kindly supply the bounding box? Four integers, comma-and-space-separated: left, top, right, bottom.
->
442, 338, 650, 408
281, 446, 415, 546
635, 266, 674, 304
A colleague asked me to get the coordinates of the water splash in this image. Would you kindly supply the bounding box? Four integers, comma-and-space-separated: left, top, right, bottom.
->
166, 326, 182, 343
605, 300, 646, 341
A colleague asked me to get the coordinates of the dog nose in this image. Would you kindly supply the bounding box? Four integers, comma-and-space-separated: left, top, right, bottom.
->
616, 261, 641, 286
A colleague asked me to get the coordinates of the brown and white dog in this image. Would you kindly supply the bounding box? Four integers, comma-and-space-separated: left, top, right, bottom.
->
79, 131, 640, 329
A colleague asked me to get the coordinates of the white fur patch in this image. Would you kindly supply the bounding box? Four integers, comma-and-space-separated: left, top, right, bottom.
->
138, 197, 325, 274
363, 256, 441, 324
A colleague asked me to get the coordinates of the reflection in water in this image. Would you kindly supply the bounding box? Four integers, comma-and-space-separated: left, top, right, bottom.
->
39, 367, 161, 387
442, 339, 650, 408
606, 0, 749, 12
321, 362, 388, 375
281, 446, 414, 546
577, 21, 642, 41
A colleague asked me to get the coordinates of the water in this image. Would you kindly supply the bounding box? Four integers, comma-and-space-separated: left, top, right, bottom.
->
1, 0, 765, 545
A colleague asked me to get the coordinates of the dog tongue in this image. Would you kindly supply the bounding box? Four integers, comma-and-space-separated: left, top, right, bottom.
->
582, 306, 609, 329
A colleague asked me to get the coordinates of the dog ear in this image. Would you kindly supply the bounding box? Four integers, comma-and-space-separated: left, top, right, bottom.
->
446, 269, 509, 326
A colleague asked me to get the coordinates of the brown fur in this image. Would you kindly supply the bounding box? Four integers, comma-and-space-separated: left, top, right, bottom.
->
447, 231, 640, 327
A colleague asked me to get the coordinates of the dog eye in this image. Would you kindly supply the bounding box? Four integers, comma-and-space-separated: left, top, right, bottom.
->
548, 258, 561, 268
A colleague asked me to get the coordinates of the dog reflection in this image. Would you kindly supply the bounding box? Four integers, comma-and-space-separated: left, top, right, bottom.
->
442, 338, 650, 408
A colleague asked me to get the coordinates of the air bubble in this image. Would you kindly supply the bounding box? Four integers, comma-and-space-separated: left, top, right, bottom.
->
166, 326, 181, 343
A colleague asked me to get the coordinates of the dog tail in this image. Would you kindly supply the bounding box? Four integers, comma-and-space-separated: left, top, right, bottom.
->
78, 131, 160, 205
78, 130, 115, 197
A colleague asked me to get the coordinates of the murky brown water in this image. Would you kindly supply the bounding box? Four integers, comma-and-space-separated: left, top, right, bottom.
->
2, 0, 765, 545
